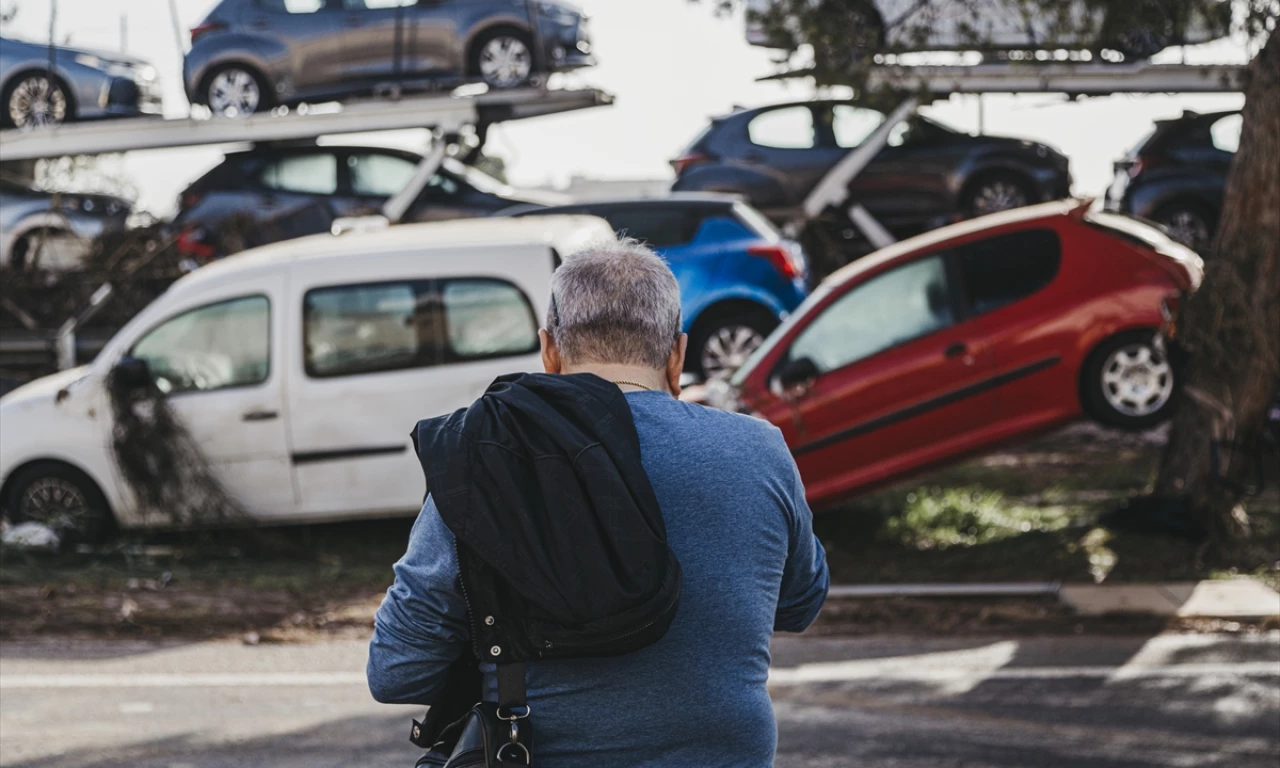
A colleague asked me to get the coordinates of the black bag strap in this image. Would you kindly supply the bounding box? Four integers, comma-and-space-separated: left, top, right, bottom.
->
496, 663, 527, 713
494, 662, 530, 765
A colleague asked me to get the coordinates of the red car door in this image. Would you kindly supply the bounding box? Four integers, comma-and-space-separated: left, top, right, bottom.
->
766, 252, 998, 507
951, 226, 1075, 434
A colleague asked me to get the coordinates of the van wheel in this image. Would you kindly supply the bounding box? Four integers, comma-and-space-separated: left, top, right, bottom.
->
690, 306, 778, 381
4, 462, 113, 544
1081, 332, 1179, 431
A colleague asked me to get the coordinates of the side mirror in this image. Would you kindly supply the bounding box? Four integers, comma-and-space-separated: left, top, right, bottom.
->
776, 356, 819, 390
111, 357, 152, 391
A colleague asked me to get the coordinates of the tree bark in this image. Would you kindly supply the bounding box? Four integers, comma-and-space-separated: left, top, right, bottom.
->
1153, 27, 1280, 542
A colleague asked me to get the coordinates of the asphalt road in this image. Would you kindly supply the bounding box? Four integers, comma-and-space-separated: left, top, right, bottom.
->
2, 632, 1277, 768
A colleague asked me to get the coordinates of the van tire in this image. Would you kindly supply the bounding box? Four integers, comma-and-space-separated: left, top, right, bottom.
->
4, 461, 113, 544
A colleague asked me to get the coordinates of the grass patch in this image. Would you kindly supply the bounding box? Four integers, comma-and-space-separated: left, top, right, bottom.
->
816, 424, 1280, 587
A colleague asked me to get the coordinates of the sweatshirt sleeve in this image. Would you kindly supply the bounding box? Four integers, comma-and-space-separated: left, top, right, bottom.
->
367, 496, 472, 705
774, 456, 830, 633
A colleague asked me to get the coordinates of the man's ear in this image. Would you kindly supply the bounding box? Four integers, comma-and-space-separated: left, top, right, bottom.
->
666, 334, 688, 395
540, 329, 563, 374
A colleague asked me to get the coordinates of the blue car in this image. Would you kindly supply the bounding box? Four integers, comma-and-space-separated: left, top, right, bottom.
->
502, 193, 808, 379
0, 36, 162, 129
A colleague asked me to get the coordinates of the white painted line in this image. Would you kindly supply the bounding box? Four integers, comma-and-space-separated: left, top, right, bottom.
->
768, 662, 1279, 686
0, 671, 369, 689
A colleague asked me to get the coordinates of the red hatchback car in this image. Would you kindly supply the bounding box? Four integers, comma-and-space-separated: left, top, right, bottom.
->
730, 199, 1203, 510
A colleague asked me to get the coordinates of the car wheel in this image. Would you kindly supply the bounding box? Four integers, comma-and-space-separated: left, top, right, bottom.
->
691, 308, 779, 381
4, 462, 113, 544
1152, 202, 1214, 250
3, 72, 70, 129
962, 173, 1033, 218
472, 29, 535, 89
1082, 332, 1179, 431
203, 65, 271, 118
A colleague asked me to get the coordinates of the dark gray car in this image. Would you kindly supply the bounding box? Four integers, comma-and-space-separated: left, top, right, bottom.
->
170, 143, 566, 258
1104, 109, 1239, 250
183, 0, 594, 117
671, 100, 1071, 242
0, 36, 162, 128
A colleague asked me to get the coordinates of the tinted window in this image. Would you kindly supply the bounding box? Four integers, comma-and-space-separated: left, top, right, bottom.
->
305, 283, 430, 377
132, 296, 270, 395
790, 256, 954, 374
956, 229, 1061, 315
442, 279, 539, 360
831, 105, 886, 148
748, 106, 815, 149
260, 153, 338, 195
349, 152, 417, 197
592, 207, 699, 248
420, 173, 460, 200
259, 0, 327, 13
1210, 114, 1241, 153
345, 0, 413, 8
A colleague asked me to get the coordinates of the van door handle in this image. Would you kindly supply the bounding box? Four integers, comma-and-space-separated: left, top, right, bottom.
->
944, 342, 968, 358
242, 410, 279, 422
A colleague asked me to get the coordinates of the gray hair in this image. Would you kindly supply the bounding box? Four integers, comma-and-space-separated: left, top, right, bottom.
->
546, 238, 682, 369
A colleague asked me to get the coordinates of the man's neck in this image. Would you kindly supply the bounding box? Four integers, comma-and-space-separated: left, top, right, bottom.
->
561, 363, 670, 395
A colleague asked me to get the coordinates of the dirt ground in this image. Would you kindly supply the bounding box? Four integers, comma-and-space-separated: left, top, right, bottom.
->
3, 423, 1277, 641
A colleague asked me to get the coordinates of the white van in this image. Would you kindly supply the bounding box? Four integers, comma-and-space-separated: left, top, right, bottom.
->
0, 215, 613, 536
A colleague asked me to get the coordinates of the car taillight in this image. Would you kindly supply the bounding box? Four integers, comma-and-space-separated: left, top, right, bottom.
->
190, 21, 226, 45
748, 243, 801, 280
670, 153, 709, 176
1159, 292, 1181, 339
175, 228, 216, 261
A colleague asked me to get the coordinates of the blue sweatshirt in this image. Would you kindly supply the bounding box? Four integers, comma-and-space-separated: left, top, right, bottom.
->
368, 390, 830, 767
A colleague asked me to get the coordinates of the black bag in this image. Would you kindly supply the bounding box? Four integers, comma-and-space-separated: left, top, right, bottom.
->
413, 665, 532, 768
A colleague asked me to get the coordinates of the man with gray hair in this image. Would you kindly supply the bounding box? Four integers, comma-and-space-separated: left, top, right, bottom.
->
368, 238, 829, 766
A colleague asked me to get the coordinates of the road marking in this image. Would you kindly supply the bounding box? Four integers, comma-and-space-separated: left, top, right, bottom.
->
0, 672, 369, 689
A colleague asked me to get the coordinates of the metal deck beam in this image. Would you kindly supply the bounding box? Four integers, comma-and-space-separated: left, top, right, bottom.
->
0, 87, 614, 162
866, 61, 1248, 95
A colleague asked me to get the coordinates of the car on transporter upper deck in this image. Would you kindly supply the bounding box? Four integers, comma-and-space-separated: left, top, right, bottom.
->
183, 0, 594, 117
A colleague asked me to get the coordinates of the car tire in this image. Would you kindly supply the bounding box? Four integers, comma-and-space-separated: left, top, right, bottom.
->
471, 28, 536, 90
961, 172, 1035, 218
1081, 331, 1180, 431
2, 71, 71, 129
4, 461, 113, 544
1151, 201, 1215, 250
201, 64, 272, 118
689, 306, 779, 381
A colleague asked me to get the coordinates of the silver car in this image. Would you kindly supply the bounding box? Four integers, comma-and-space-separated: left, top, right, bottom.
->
0, 180, 131, 272
184, 0, 594, 117
0, 36, 163, 129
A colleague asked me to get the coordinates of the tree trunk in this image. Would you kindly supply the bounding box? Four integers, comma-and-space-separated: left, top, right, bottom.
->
1153, 27, 1280, 542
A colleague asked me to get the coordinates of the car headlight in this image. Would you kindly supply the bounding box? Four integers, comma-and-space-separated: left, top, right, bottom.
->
74, 53, 143, 80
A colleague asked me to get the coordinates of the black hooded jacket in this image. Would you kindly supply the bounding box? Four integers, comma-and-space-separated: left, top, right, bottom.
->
410, 372, 682, 668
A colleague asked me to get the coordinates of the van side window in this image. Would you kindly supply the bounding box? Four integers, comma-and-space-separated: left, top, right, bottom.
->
442, 279, 539, 361
131, 296, 270, 395
304, 282, 438, 377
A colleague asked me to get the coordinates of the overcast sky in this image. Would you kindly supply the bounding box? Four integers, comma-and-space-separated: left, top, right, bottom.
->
2, 0, 1250, 216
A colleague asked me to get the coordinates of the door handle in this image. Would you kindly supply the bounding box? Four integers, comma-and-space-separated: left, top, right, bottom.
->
346, 14, 363, 26
242, 410, 279, 422
944, 342, 967, 358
